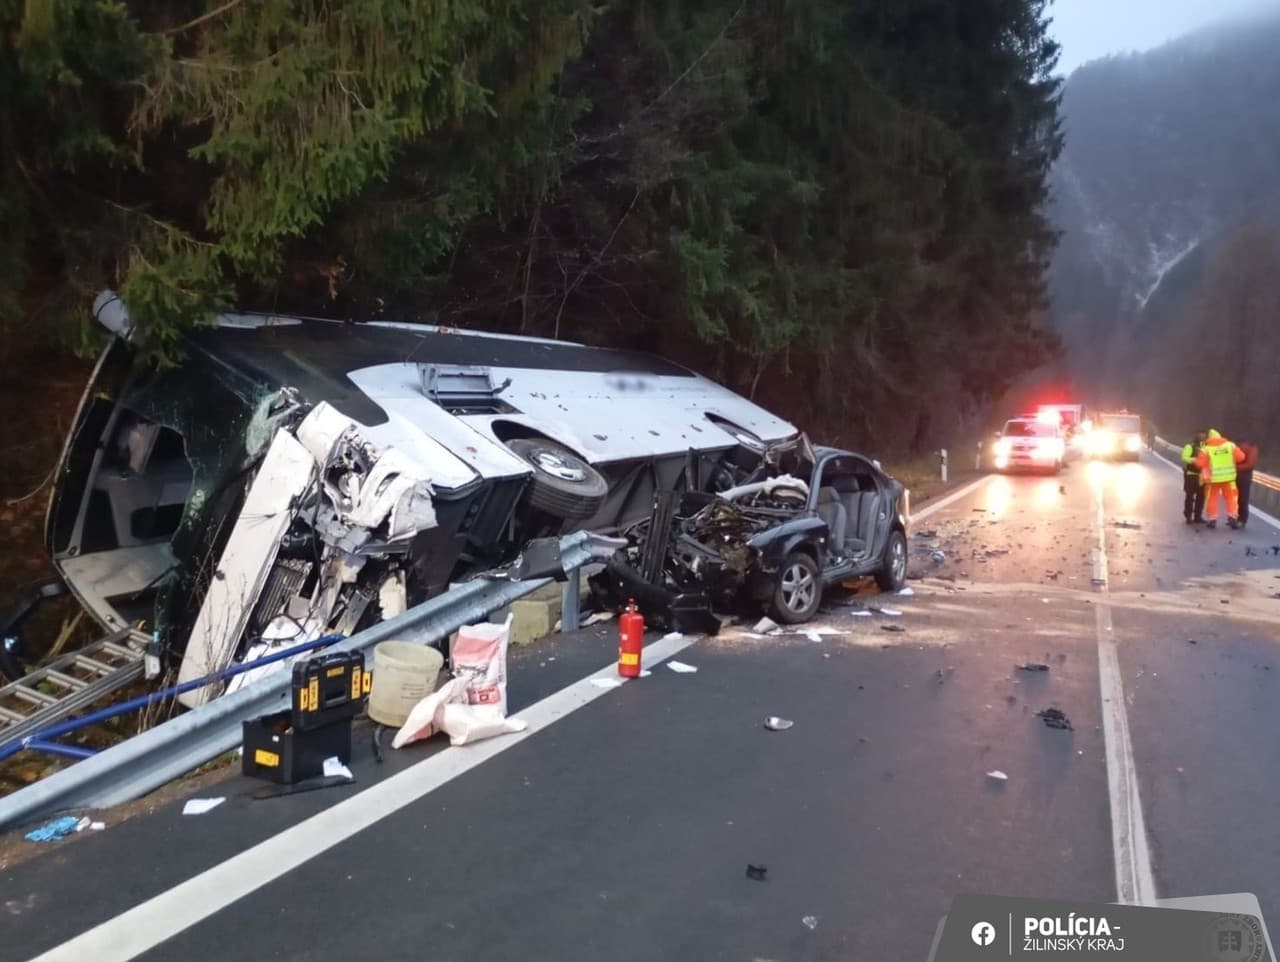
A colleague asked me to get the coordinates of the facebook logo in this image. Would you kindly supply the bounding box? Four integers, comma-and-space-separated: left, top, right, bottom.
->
971, 921, 997, 947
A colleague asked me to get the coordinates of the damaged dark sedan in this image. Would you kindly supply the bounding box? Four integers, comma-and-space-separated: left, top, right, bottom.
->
591, 436, 909, 629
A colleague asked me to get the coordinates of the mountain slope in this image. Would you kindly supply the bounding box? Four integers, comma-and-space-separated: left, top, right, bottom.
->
1049, 7, 1280, 379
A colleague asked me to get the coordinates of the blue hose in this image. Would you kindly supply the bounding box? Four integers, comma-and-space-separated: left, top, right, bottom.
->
23, 740, 97, 761
0, 633, 343, 763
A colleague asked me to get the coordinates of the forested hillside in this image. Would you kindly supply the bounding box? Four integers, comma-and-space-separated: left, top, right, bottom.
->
1049, 7, 1280, 458
1, 0, 1062, 454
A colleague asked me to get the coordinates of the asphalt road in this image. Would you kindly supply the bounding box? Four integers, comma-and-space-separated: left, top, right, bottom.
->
2, 451, 1279, 962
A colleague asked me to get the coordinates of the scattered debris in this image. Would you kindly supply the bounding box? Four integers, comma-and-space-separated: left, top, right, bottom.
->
1220, 599, 1230, 605
746, 864, 769, 881
1246, 546, 1257, 557
764, 717, 794, 731
1058, 485, 1066, 495
1187, 639, 1197, 645
803, 629, 824, 643
322, 757, 354, 781
583, 611, 615, 627
590, 677, 624, 689
667, 661, 698, 674
1016, 663, 1050, 672
931, 551, 946, 563
872, 606, 902, 617
753, 617, 781, 634
917, 529, 938, 538
897, 587, 915, 597
986, 770, 1008, 782
802, 916, 819, 931
1090, 578, 1106, 587
1035, 708, 1074, 731
880, 624, 905, 633
849, 609, 873, 618
24, 816, 80, 843
1112, 521, 1142, 530
182, 797, 226, 816
90, 821, 105, 832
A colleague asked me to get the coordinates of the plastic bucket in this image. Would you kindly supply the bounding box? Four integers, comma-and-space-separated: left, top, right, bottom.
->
368, 641, 444, 728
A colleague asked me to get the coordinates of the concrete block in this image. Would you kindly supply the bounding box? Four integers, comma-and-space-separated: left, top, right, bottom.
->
508, 572, 591, 647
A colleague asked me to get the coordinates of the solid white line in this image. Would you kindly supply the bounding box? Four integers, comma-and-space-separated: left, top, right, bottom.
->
910, 474, 992, 522
1090, 475, 1157, 905
1150, 446, 1280, 531
31, 633, 696, 962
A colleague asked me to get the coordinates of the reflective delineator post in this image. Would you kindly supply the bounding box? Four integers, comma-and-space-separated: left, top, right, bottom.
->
939, 448, 948, 483
975, 442, 983, 471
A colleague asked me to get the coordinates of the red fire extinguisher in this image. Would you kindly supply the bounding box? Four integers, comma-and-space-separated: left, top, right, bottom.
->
618, 599, 644, 677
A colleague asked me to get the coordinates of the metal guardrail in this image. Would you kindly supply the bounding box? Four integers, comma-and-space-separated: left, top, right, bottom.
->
0, 530, 623, 831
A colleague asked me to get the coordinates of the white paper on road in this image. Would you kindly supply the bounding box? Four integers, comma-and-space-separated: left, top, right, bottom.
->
803, 629, 823, 643
589, 677, 624, 689
666, 661, 698, 673
874, 607, 903, 617
182, 798, 225, 816
639, 670, 652, 677
849, 609, 873, 617
322, 757, 353, 781
986, 770, 1008, 782
897, 587, 915, 596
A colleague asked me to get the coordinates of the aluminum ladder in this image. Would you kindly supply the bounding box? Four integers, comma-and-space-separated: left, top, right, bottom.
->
0, 628, 150, 746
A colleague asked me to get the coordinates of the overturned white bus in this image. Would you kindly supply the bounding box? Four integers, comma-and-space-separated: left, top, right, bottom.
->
42, 293, 805, 705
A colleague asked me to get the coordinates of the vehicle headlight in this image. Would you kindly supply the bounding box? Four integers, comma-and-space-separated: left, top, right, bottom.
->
1124, 435, 1141, 452
1089, 430, 1115, 453
994, 438, 1012, 457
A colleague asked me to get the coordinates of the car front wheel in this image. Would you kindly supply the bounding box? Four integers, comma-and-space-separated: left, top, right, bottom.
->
771, 551, 823, 624
874, 529, 908, 592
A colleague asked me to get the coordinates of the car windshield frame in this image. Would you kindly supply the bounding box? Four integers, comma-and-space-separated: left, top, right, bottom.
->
1099, 415, 1140, 432
1003, 420, 1057, 438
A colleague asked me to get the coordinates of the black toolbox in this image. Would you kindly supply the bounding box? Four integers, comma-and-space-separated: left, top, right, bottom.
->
241, 710, 352, 784
291, 651, 368, 731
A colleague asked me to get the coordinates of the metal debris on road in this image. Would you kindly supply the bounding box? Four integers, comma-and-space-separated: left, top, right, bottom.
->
986, 770, 1008, 782
764, 717, 794, 731
182, 797, 226, 816
322, 757, 354, 781
666, 661, 698, 674
1035, 708, 1074, 731
746, 864, 768, 881
881, 625, 905, 633
24, 816, 80, 842
1016, 663, 1050, 672
802, 916, 819, 931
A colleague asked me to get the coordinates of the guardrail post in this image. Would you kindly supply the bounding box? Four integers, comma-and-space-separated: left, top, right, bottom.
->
939, 448, 948, 483
560, 566, 581, 633
975, 442, 982, 471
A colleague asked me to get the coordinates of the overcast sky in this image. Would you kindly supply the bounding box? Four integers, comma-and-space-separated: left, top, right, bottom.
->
1050, 0, 1280, 74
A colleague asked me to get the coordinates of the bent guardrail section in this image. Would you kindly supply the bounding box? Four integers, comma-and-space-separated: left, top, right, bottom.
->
0, 531, 623, 832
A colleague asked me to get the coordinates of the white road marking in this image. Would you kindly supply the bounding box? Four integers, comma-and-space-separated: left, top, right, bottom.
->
910, 474, 992, 522
30, 633, 695, 962
1090, 473, 1157, 905
1150, 448, 1280, 531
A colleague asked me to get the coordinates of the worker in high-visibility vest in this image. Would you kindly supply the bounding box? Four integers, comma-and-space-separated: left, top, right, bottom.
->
1195, 429, 1246, 529
1180, 432, 1206, 524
